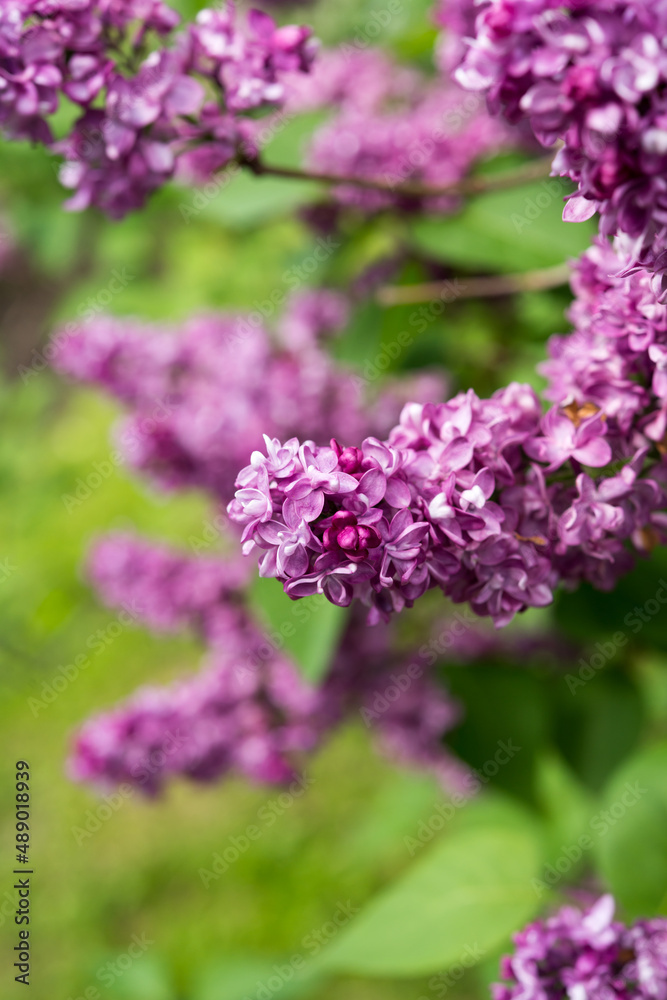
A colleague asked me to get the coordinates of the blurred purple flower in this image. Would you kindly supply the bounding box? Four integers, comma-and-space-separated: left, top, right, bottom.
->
494, 895, 667, 1000
70, 537, 466, 794
53, 291, 448, 503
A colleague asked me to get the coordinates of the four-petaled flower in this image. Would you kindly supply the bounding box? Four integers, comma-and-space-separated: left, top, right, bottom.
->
284, 444, 359, 521
524, 406, 612, 471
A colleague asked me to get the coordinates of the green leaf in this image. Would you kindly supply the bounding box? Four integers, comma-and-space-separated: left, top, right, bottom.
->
555, 553, 667, 652
204, 172, 319, 230
595, 741, 667, 917
192, 957, 323, 1000
107, 958, 175, 1000
534, 752, 595, 874
443, 663, 550, 805
551, 669, 643, 792
316, 811, 542, 976
636, 654, 667, 726
409, 178, 595, 273
249, 576, 348, 684
340, 770, 442, 867
262, 111, 329, 169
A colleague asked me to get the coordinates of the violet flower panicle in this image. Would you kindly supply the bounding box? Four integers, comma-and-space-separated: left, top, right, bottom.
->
494, 894, 667, 1000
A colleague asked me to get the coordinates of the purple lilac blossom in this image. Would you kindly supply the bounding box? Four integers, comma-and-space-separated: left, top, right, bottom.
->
494, 894, 667, 1000
88, 533, 252, 637
304, 71, 508, 214
433, 0, 478, 73
229, 239, 667, 627
454, 0, 667, 290
541, 234, 667, 481
52, 290, 448, 502
0, 1, 314, 216
282, 39, 509, 215
68, 533, 465, 793
283, 47, 421, 115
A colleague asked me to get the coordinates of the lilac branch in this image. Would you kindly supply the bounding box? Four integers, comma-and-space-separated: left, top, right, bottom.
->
376, 263, 571, 307
240, 154, 555, 201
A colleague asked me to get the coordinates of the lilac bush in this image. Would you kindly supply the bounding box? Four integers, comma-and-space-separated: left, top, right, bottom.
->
69, 529, 573, 796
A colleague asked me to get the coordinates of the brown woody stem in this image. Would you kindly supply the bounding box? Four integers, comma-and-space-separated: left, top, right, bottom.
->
241, 154, 555, 201
376, 262, 572, 307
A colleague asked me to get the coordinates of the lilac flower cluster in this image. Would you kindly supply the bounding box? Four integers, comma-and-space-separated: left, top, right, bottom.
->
0, 1, 314, 217
53, 290, 447, 502
282, 42, 508, 214
495, 894, 667, 1000
283, 47, 420, 116
454, 0, 667, 287
87, 532, 251, 638
543, 235, 667, 453
69, 533, 465, 793
230, 239, 667, 626
307, 82, 508, 213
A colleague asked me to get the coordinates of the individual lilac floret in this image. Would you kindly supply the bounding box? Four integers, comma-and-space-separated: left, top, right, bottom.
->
230, 239, 667, 625
52, 291, 448, 502
0, 2, 315, 216
454, 0, 667, 288
524, 406, 612, 471
494, 894, 667, 1000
